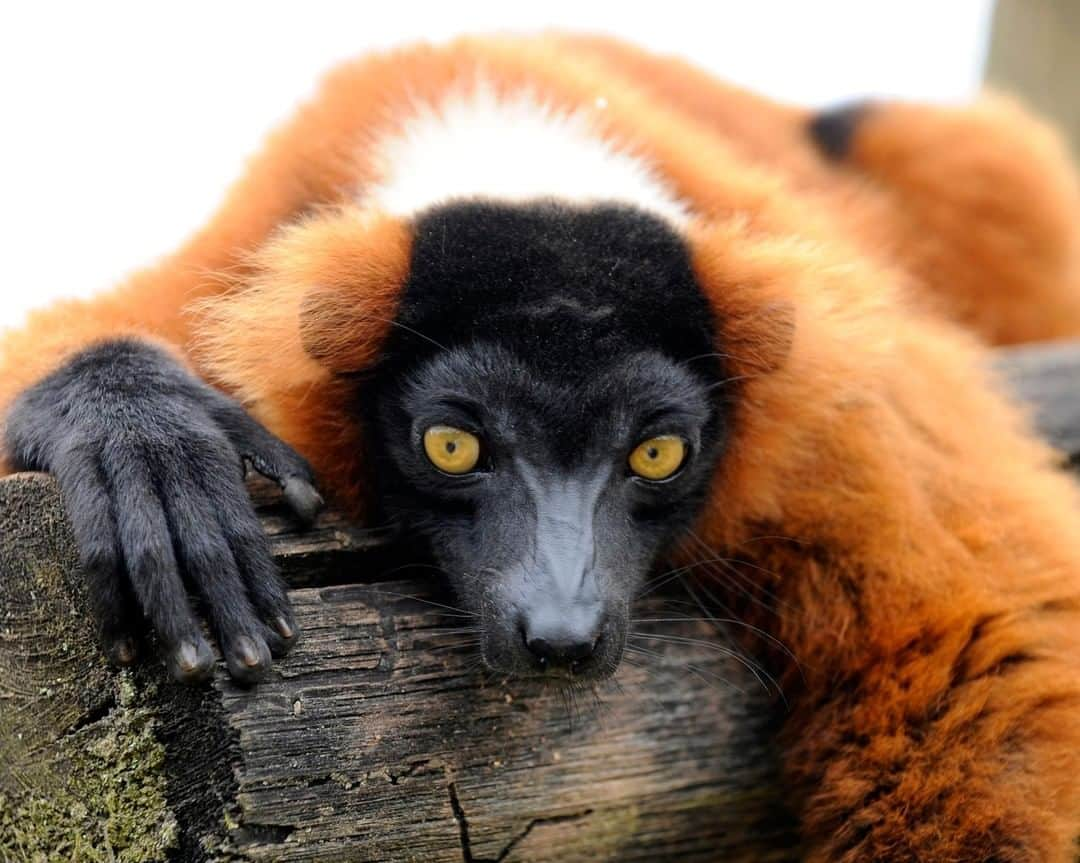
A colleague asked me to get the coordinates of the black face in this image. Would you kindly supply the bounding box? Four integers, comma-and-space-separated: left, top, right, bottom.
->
364, 202, 728, 681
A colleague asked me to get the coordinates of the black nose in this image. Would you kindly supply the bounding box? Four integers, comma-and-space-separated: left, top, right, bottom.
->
521, 605, 603, 671
525, 634, 598, 666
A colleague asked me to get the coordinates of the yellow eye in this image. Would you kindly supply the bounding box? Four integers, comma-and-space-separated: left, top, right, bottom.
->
423, 425, 481, 475
629, 435, 686, 481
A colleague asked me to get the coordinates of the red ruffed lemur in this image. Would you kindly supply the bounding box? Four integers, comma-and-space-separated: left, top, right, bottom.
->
2, 34, 1080, 861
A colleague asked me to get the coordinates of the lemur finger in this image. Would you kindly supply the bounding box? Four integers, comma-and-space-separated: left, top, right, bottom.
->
219, 507, 297, 657
281, 477, 324, 527
106, 454, 215, 684
160, 460, 274, 684
193, 455, 298, 657
201, 389, 324, 525
53, 445, 140, 667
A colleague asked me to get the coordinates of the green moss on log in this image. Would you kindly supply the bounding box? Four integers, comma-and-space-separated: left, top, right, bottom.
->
0, 674, 177, 863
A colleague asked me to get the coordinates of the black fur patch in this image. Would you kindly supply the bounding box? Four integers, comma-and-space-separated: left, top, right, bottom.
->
361, 201, 729, 680
379, 201, 720, 382
808, 102, 871, 161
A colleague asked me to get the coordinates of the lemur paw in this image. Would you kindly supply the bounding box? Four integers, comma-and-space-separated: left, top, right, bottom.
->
4, 338, 323, 684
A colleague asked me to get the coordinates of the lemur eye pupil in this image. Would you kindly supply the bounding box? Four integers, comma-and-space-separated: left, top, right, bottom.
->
423, 425, 482, 475
629, 435, 686, 481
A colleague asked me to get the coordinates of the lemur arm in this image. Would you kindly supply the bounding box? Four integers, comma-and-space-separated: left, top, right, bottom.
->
0, 48, 418, 680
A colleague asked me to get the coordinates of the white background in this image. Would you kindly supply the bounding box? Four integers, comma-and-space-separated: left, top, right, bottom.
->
0, 1, 994, 329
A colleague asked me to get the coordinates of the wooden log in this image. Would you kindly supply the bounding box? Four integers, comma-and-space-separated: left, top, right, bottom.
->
0, 475, 796, 862
1, 343, 1078, 862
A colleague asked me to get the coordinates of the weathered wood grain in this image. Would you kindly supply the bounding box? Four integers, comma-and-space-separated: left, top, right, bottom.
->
217, 583, 796, 862
1, 342, 1078, 861
0, 475, 797, 862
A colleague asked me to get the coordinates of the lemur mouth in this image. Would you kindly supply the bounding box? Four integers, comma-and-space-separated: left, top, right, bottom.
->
473, 628, 626, 686
483, 662, 622, 686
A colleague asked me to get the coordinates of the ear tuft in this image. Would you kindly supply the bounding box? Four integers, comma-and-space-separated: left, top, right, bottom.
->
292, 212, 413, 375
299, 286, 387, 374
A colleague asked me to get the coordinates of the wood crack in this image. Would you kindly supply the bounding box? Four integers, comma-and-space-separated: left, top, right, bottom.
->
447, 779, 475, 863
446, 770, 595, 863
490, 808, 596, 863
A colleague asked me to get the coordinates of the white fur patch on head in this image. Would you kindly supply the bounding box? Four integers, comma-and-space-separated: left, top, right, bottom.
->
362, 84, 689, 225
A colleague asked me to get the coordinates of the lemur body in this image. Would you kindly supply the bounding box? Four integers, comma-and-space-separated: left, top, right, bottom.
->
3, 35, 1080, 861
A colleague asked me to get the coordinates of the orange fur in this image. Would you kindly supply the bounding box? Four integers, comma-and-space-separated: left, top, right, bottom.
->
2, 35, 1079, 860
557, 34, 1080, 345
194, 208, 411, 511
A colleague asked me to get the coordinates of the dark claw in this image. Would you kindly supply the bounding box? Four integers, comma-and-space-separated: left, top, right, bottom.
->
108, 637, 138, 667
274, 615, 295, 641
225, 634, 272, 685
266, 615, 299, 659
167, 638, 215, 684
238, 637, 261, 667
282, 476, 324, 526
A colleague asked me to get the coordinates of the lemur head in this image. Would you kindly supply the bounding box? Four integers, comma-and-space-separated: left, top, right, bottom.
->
206, 91, 797, 683
362, 202, 728, 680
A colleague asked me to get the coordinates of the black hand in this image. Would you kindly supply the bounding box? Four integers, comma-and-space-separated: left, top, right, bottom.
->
3, 338, 323, 684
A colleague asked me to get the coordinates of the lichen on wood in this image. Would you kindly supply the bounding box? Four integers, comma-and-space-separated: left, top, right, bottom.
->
0, 476, 177, 861
0, 674, 177, 862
